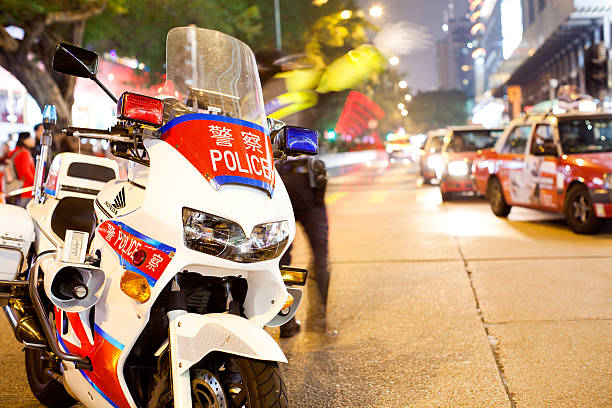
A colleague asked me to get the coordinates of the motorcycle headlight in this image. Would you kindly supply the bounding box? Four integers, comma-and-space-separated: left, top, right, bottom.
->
249, 221, 290, 261
447, 160, 469, 176
182, 208, 289, 263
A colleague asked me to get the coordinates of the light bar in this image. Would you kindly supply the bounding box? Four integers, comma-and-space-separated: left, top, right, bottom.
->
117, 91, 164, 126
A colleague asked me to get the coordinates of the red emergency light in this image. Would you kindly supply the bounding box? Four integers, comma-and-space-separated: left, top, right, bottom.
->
117, 91, 164, 126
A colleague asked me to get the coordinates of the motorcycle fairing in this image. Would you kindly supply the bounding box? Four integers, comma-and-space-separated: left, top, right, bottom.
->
97, 220, 175, 286
159, 113, 276, 196
55, 308, 131, 408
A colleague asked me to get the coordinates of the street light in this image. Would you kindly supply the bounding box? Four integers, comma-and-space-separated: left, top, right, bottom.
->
369, 6, 383, 18
340, 9, 352, 19
404, 94, 412, 102
389, 56, 399, 65
398, 80, 408, 89
397, 103, 405, 110
401, 109, 408, 117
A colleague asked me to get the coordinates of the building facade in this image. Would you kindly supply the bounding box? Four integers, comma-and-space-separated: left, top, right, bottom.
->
488, 0, 612, 111
437, 2, 476, 98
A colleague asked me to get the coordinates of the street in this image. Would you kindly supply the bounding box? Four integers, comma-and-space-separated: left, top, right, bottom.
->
1, 164, 611, 407
280, 164, 611, 407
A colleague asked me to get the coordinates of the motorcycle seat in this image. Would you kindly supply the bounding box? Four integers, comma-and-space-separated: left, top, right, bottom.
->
50, 197, 97, 242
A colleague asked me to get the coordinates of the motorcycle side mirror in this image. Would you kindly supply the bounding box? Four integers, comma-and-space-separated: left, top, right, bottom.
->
52, 43, 117, 103
273, 125, 319, 156
52, 43, 99, 79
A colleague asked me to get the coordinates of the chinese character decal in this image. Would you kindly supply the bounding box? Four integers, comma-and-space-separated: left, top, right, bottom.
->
209, 125, 234, 147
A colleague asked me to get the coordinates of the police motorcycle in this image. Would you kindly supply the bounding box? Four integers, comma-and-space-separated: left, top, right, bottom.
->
0, 27, 319, 408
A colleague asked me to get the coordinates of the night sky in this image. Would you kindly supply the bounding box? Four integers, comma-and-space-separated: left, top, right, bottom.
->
359, 0, 468, 93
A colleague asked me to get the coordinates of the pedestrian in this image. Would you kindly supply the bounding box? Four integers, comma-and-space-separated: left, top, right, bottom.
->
256, 49, 331, 337
8, 132, 36, 207
32, 123, 43, 158
0, 141, 9, 203
277, 157, 329, 337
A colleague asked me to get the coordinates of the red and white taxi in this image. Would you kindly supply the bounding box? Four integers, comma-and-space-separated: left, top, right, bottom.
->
439, 126, 503, 201
420, 129, 446, 184
473, 112, 612, 234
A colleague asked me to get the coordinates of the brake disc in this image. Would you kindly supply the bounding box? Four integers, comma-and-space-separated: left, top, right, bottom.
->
192, 369, 227, 408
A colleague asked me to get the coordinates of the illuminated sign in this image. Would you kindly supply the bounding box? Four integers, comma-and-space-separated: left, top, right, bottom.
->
501, 0, 524, 59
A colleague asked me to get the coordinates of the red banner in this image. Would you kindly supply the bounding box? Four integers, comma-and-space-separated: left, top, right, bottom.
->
97, 220, 174, 285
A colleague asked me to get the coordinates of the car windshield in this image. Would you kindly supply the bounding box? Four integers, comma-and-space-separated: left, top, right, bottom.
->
559, 118, 612, 154
159, 26, 266, 129
429, 136, 444, 152
447, 129, 501, 152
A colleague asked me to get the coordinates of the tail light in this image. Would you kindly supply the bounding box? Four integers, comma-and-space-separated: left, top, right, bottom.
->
117, 92, 164, 126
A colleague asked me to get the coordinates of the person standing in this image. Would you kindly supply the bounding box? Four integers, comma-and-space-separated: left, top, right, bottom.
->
32, 123, 43, 158
256, 49, 331, 337
9, 132, 36, 207
277, 157, 329, 337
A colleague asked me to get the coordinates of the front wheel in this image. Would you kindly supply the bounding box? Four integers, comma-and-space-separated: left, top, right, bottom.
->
154, 353, 288, 408
487, 177, 511, 217
25, 348, 77, 408
564, 185, 601, 234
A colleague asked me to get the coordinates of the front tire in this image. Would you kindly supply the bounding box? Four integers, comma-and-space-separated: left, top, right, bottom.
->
564, 184, 601, 234
487, 177, 511, 217
154, 353, 288, 408
441, 191, 453, 201
25, 348, 77, 408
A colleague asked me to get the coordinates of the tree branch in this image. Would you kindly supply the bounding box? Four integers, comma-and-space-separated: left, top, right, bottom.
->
45, 2, 107, 25
18, 20, 45, 60
0, 26, 19, 53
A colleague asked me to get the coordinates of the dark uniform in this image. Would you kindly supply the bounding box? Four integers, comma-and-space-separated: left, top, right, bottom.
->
257, 49, 331, 336
277, 158, 329, 305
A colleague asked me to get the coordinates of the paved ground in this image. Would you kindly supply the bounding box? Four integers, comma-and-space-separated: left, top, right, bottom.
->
277, 164, 611, 408
1, 163, 610, 407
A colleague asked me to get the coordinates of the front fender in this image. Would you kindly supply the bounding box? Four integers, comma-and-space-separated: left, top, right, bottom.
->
170, 312, 287, 376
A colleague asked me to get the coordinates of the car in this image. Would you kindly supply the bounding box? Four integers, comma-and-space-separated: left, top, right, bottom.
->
473, 111, 612, 234
439, 126, 504, 201
386, 135, 412, 165
420, 129, 446, 184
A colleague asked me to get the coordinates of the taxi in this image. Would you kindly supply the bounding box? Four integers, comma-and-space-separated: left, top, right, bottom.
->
420, 129, 446, 184
473, 111, 612, 234
439, 126, 503, 201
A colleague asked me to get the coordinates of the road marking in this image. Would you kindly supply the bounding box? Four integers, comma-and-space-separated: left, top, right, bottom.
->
368, 191, 387, 204
325, 191, 348, 205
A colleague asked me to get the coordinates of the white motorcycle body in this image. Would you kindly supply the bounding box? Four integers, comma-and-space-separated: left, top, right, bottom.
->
26, 144, 293, 408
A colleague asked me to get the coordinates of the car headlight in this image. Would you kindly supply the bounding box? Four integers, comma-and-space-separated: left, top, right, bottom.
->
603, 174, 612, 189
182, 207, 289, 263
447, 160, 469, 177
427, 154, 443, 171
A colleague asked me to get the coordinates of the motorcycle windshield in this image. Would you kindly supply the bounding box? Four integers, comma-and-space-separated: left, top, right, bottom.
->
159, 27, 275, 195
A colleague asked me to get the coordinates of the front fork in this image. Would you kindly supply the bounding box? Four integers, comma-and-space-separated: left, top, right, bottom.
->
167, 278, 192, 408
168, 308, 191, 408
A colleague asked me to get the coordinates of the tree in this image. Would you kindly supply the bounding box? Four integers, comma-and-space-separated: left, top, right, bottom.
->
0, 0, 264, 125
248, 0, 359, 56
405, 90, 468, 133
84, 0, 264, 85
0, 0, 364, 128
0, 0, 109, 126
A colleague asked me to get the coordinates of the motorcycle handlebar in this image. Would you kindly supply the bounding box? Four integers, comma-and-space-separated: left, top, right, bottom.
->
64, 126, 133, 142
65, 127, 111, 137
